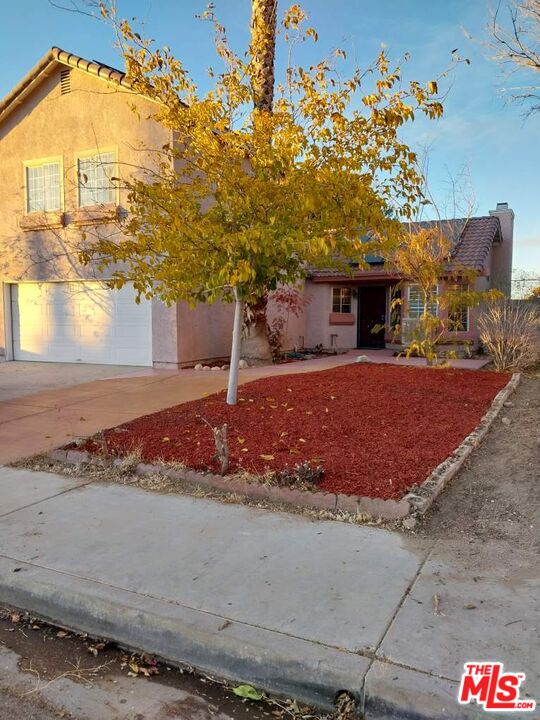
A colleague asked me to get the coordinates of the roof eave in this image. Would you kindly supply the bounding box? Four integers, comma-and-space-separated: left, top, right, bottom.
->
0, 47, 134, 126
0, 49, 56, 125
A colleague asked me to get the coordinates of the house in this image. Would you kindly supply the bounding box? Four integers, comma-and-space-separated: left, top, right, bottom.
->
0, 47, 234, 368
288, 209, 514, 354
0, 48, 514, 368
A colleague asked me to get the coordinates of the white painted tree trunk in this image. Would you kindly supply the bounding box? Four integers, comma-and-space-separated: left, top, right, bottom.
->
227, 291, 244, 405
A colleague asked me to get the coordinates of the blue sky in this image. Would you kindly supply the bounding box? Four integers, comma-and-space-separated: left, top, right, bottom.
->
1, 0, 538, 272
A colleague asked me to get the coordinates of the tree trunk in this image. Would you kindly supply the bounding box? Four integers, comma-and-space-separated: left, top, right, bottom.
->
244, 0, 278, 360
227, 292, 244, 405
241, 295, 272, 361
250, 0, 278, 113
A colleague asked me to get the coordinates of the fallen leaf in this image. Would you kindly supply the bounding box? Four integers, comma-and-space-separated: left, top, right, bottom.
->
241, 448, 248, 453
232, 684, 265, 701
88, 642, 106, 656
237, 437, 245, 444
161, 437, 170, 443
56, 630, 68, 638
432, 594, 444, 616
286, 407, 294, 412
298, 438, 306, 443
10, 612, 20, 624
260, 454, 275, 461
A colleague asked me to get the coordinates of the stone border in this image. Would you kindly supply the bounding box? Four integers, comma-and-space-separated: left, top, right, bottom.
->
402, 372, 521, 515
48, 373, 519, 522
48, 448, 410, 521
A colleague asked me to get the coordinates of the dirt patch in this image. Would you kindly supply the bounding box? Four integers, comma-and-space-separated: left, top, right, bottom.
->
74, 363, 508, 500
419, 374, 540, 552
0, 608, 323, 720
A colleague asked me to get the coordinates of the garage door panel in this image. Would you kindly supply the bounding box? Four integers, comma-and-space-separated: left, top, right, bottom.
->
12, 282, 152, 366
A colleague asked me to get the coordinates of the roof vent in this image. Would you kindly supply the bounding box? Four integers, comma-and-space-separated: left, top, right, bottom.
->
60, 69, 71, 95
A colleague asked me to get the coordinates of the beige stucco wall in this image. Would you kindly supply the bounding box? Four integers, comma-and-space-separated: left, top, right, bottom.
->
0, 62, 233, 366
303, 282, 359, 350
176, 300, 235, 367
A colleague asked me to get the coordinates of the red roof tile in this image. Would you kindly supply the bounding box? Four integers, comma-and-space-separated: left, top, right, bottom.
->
309, 216, 502, 280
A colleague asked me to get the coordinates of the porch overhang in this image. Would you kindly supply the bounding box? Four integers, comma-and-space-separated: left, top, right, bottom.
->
310, 271, 402, 284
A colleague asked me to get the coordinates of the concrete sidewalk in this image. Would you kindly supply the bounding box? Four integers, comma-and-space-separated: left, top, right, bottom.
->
0, 466, 537, 718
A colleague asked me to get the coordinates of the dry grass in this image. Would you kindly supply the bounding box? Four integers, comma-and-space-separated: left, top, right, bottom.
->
13, 453, 382, 529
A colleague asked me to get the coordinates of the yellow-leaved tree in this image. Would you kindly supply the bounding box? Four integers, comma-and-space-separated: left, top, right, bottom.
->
82, 1, 448, 403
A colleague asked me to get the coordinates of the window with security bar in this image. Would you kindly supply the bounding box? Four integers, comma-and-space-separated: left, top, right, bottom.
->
78, 152, 116, 207
448, 285, 469, 331
407, 285, 438, 317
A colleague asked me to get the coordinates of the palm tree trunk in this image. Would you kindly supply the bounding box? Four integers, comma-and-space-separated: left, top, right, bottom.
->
250, 0, 278, 112
241, 0, 278, 362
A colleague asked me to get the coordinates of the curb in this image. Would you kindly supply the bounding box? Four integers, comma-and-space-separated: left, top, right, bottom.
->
0, 555, 367, 711
403, 372, 520, 515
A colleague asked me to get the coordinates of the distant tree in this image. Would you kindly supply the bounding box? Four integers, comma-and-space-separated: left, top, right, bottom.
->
512, 268, 540, 297
489, 0, 540, 114
80, 2, 448, 403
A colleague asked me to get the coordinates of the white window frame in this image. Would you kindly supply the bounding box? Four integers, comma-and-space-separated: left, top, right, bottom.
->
332, 287, 352, 314
76, 147, 118, 208
407, 284, 439, 318
23, 156, 64, 214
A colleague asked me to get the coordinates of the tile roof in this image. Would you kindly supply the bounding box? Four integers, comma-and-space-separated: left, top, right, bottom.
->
310, 215, 502, 280
0, 47, 133, 124
448, 216, 502, 270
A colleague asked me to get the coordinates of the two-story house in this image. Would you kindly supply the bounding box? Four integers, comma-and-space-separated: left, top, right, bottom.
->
0, 48, 514, 368
0, 47, 234, 368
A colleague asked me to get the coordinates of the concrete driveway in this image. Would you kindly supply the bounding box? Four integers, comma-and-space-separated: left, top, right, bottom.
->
0, 362, 232, 464
0, 361, 149, 402
0, 356, 360, 465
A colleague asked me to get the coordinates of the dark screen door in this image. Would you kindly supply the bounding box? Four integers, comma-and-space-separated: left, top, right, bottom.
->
357, 286, 386, 348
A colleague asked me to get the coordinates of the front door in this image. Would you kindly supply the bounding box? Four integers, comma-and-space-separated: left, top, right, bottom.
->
357, 286, 386, 348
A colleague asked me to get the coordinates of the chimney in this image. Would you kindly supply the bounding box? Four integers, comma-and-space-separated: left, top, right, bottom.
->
489, 202, 514, 296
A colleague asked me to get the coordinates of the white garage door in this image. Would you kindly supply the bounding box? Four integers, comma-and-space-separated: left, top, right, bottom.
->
11, 281, 152, 366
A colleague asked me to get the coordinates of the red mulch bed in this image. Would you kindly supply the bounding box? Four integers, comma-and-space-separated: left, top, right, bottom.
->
83, 363, 509, 500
